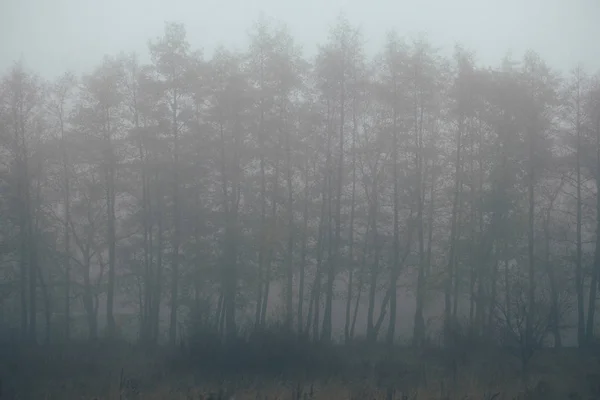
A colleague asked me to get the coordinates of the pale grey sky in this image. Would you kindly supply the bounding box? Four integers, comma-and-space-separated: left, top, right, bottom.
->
1, 0, 598, 78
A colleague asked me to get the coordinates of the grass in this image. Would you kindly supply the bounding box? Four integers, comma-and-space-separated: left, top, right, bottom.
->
1, 341, 599, 399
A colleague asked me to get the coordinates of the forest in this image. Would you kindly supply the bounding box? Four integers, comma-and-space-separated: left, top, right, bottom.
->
1, 15, 600, 399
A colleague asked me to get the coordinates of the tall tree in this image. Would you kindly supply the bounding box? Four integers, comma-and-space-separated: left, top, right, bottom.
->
149, 22, 191, 345
48, 71, 77, 340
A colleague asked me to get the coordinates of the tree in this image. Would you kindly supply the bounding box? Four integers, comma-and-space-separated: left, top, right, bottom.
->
149, 22, 192, 345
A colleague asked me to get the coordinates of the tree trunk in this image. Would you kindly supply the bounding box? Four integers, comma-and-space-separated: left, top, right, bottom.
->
575, 85, 585, 347
297, 154, 311, 334
60, 110, 71, 341
285, 121, 294, 331
169, 91, 181, 346
586, 116, 600, 341
105, 107, 117, 340
152, 168, 164, 344
525, 115, 536, 353
322, 65, 345, 343
344, 101, 358, 344
412, 97, 426, 346
366, 165, 380, 343
445, 113, 463, 344
387, 71, 400, 347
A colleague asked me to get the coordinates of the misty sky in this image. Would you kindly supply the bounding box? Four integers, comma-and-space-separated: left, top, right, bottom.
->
1, 0, 599, 79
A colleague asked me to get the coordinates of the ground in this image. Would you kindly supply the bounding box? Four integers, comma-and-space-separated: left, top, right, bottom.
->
1, 341, 599, 399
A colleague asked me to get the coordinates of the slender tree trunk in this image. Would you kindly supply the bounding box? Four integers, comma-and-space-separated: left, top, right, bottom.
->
344, 112, 357, 344
152, 168, 164, 344
525, 118, 536, 353
169, 91, 181, 346
366, 177, 381, 343
60, 109, 71, 341
306, 166, 327, 339
412, 99, 426, 346
469, 130, 477, 328
575, 87, 585, 346
105, 107, 117, 339
33, 162, 43, 343
425, 159, 436, 283
14, 94, 29, 339
445, 113, 463, 344
261, 152, 279, 327
298, 154, 311, 334
475, 121, 486, 335
486, 258, 499, 335
285, 120, 294, 331
350, 225, 369, 339
388, 73, 400, 347
544, 214, 562, 348
83, 249, 97, 341
322, 63, 345, 343
137, 118, 153, 345
255, 77, 267, 330
350, 206, 371, 339
27, 153, 37, 343
586, 116, 600, 341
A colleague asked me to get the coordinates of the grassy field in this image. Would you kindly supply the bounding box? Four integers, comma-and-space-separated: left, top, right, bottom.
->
1, 341, 599, 399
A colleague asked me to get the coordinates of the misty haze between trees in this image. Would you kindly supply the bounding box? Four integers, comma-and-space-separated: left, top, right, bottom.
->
1, 16, 600, 387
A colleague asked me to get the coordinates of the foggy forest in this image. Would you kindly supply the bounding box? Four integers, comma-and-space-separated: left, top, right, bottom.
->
1, 11, 600, 400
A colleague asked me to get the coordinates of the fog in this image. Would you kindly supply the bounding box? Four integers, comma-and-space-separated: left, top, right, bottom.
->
3, 0, 600, 78
2, 0, 600, 399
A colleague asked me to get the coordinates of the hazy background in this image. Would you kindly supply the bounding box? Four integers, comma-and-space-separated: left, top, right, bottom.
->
1, 0, 598, 345
2, 0, 599, 79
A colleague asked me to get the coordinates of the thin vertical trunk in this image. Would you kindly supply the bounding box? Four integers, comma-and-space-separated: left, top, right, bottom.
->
475, 120, 486, 334
412, 96, 426, 346
586, 116, 600, 341
525, 118, 536, 353
487, 258, 499, 335
366, 168, 380, 343
219, 121, 231, 339
169, 90, 181, 346
32, 162, 43, 343
26, 137, 36, 342
425, 159, 436, 281
220, 109, 241, 341
37, 257, 51, 344
445, 113, 463, 342
544, 210, 562, 348
310, 101, 333, 341
255, 61, 267, 330
60, 105, 71, 341
261, 153, 279, 327
105, 107, 117, 339
575, 85, 585, 347
322, 57, 345, 343
134, 93, 153, 345
78, 192, 98, 341
306, 166, 327, 339
14, 93, 28, 338
388, 72, 400, 346
344, 107, 357, 344
297, 153, 311, 334
350, 222, 370, 339
83, 248, 97, 341
152, 169, 164, 344
285, 120, 294, 331
469, 128, 477, 328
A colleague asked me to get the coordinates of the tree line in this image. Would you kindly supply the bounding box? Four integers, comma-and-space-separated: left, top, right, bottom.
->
1, 16, 599, 350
